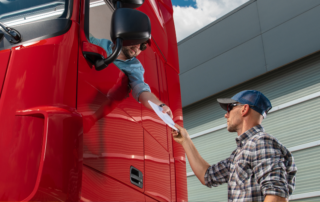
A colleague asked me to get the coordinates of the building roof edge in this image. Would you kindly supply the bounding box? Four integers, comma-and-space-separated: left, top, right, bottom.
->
177, 0, 256, 46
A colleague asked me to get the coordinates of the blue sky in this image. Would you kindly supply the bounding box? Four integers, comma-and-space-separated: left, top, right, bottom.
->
172, 0, 196, 8
173, 0, 249, 41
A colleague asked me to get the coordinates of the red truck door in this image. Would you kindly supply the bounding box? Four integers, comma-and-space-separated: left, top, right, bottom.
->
77, 1, 145, 201
141, 47, 172, 201
0, 49, 10, 95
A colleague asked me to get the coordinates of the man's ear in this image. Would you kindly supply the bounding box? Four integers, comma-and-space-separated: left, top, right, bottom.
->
241, 104, 250, 117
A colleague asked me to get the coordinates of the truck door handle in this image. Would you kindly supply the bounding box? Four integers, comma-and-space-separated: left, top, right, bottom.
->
130, 166, 143, 188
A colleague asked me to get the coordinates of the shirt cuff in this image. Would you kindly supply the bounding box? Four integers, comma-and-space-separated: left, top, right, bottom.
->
263, 187, 288, 199
258, 161, 290, 198
132, 82, 151, 102
204, 166, 218, 188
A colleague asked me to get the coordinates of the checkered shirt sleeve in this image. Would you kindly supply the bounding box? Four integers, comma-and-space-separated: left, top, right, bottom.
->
203, 125, 297, 201
250, 135, 297, 198
204, 152, 234, 187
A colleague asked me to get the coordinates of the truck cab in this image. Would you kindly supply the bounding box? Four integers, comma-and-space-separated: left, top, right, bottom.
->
0, 0, 187, 201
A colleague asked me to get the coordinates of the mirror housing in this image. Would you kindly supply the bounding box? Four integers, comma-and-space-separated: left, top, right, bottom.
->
112, 0, 144, 9
95, 8, 151, 71
112, 0, 144, 8
0, 32, 3, 41
111, 8, 151, 46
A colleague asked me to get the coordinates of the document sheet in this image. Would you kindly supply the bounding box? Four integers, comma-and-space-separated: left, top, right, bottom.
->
148, 100, 178, 131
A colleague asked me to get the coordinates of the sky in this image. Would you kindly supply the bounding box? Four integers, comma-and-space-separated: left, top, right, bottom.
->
172, 0, 249, 42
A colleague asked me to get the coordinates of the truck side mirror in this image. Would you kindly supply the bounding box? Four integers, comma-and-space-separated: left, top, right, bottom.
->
95, 8, 151, 71
112, 0, 145, 9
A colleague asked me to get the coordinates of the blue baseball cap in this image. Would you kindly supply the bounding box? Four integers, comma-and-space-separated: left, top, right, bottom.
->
217, 90, 272, 118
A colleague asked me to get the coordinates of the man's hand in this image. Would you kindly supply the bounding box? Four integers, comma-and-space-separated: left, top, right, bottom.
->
139, 91, 173, 118
172, 123, 210, 185
172, 123, 190, 145
161, 105, 173, 118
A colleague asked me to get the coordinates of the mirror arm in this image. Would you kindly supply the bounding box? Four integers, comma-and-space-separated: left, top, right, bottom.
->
95, 38, 123, 71
116, 1, 122, 8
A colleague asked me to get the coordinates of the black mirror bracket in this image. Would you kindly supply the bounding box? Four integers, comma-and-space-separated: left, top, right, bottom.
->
0, 22, 22, 44
95, 38, 123, 71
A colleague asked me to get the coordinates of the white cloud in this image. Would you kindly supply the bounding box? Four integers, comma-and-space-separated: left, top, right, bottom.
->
173, 0, 249, 41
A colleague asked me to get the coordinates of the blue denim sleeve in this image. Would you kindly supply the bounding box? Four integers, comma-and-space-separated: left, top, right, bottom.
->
89, 35, 151, 102
124, 62, 151, 102
131, 81, 151, 102
89, 34, 113, 56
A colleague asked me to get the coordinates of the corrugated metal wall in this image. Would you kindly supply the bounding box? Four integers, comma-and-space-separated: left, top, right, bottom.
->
183, 52, 320, 201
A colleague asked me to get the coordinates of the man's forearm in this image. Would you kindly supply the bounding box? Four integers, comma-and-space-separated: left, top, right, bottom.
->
264, 195, 288, 202
182, 138, 210, 185
139, 91, 162, 110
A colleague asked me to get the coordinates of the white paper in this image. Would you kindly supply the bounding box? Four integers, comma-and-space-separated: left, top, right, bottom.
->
148, 100, 178, 131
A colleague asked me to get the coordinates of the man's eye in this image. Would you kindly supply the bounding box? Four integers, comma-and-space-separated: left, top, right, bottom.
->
140, 43, 147, 51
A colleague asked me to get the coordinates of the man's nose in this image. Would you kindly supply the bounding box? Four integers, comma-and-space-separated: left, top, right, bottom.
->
224, 112, 229, 118
132, 44, 140, 48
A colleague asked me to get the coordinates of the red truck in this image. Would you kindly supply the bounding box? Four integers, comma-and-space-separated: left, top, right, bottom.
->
0, 0, 187, 201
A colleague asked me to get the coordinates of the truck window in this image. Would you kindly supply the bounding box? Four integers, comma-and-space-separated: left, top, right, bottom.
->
0, 0, 72, 51
0, 0, 69, 26
89, 0, 113, 40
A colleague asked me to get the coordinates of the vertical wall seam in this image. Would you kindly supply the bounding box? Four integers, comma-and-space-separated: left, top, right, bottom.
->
255, 1, 268, 72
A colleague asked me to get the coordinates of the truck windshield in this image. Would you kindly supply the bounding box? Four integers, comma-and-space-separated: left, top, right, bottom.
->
0, 0, 70, 26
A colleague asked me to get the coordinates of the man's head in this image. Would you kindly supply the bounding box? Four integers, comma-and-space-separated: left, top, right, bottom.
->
217, 90, 272, 133
120, 42, 148, 60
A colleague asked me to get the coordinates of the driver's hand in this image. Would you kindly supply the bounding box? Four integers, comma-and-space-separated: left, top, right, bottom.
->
161, 105, 173, 118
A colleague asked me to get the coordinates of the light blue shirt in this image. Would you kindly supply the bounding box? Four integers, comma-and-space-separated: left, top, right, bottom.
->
89, 35, 151, 102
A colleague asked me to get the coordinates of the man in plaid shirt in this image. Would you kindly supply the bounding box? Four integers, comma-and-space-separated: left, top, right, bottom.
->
172, 90, 297, 202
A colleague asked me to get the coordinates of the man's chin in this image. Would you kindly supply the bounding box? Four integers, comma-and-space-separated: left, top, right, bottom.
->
227, 127, 236, 132
123, 52, 134, 60
127, 51, 137, 58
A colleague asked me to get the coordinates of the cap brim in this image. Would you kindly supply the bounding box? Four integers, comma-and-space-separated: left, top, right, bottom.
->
217, 98, 237, 104
217, 98, 237, 111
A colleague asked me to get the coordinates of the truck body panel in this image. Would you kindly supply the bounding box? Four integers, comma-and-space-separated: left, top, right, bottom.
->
0, 0, 187, 201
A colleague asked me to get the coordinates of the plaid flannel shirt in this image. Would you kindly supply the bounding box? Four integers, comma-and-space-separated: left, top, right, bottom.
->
204, 125, 297, 201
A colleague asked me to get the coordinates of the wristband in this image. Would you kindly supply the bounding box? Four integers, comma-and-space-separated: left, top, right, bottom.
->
159, 103, 166, 108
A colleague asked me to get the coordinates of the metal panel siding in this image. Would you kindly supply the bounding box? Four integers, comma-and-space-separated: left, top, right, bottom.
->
262, 5, 320, 71
257, 0, 320, 32
179, 0, 320, 107
294, 197, 320, 202
183, 53, 320, 200
261, 98, 320, 148
185, 127, 236, 173
183, 54, 320, 134
187, 176, 228, 201
180, 36, 266, 107
292, 147, 320, 195
178, 2, 261, 74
